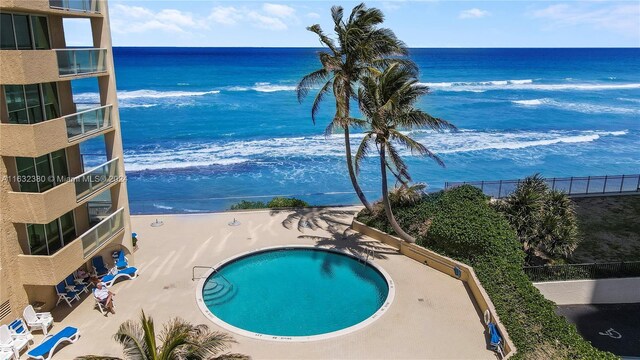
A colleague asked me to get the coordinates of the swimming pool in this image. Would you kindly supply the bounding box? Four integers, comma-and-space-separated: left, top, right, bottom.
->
196, 246, 394, 341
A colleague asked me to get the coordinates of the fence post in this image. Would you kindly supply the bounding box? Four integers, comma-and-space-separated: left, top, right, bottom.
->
498, 180, 503, 198
603, 175, 607, 194
586, 176, 591, 194
568, 177, 573, 194
552, 177, 556, 192
620, 175, 625, 192
636, 175, 640, 191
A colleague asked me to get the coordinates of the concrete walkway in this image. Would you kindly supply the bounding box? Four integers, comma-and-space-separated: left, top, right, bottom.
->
32, 208, 493, 359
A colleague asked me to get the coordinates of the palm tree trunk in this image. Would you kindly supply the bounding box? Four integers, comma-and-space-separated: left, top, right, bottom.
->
344, 125, 373, 212
379, 143, 416, 243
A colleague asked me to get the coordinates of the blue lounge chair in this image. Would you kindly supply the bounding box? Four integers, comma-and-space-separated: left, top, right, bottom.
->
54, 282, 79, 308
64, 275, 87, 295
26, 327, 79, 360
102, 266, 138, 287
92, 256, 110, 277
8, 319, 33, 342
115, 250, 128, 269
488, 322, 504, 358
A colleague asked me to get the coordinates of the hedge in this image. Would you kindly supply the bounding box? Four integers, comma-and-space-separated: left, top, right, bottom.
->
229, 197, 309, 210
356, 185, 617, 359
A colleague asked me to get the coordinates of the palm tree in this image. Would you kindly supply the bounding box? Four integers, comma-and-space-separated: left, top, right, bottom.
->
77, 310, 249, 360
297, 3, 413, 212
355, 63, 455, 243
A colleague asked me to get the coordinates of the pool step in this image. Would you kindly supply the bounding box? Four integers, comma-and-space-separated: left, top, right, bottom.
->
204, 283, 237, 306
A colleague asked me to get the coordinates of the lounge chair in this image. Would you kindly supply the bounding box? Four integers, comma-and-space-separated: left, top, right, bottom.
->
115, 250, 128, 269
22, 306, 53, 336
487, 322, 504, 358
8, 319, 33, 343
91, 256, 110, 277
102, 266, 138, 287
0, 325, 29, 360
54, 282, 79, 308
64, 275, 88, 295
26, 326, 79, 360
0, 347, 13, 360
92, 286, 114, 315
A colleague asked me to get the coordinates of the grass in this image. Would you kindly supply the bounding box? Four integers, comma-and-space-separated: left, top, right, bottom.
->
570, 194, 640, 263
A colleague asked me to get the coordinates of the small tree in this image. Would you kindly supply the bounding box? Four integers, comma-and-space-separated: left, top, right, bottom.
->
494, 174, 580, 264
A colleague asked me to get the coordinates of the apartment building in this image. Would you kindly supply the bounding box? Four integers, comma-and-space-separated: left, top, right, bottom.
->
0, 0, 132, 323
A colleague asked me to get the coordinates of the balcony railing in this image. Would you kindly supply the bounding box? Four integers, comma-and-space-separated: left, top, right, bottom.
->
80, 207, 124, 258
49, 0, 100, 13
74, 158, 119, 201
56, 49, 107, 77
65, 104, 112, 141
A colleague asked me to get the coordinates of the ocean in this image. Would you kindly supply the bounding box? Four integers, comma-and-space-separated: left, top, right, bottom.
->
74, 48, 640, 213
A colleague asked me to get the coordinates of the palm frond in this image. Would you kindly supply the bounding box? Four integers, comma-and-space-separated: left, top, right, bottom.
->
354, 132, 375, 174
306, 24, 338, 54
311, 80, 333, 124
113, 319, 150, 360
296, 69, 329, 103
390, 129, 445, 167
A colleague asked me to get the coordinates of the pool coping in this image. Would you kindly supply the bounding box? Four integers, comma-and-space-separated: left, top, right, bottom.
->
195, 244, 396, 342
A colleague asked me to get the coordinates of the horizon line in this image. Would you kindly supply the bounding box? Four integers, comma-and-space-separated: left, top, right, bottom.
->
110, 46, 640, 49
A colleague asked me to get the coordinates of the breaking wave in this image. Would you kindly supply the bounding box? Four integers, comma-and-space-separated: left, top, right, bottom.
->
122, 129, 629, 172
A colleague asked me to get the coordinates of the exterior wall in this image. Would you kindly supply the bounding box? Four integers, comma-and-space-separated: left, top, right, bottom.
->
0, 0, 132, 323
351, 220, 517, 358
534, 278, 640, 305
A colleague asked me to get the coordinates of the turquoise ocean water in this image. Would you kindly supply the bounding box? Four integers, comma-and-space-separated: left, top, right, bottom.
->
75, 48, 640, 213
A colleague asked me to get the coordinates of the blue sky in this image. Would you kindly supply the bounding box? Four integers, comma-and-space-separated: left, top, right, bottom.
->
64, 1, 640, 47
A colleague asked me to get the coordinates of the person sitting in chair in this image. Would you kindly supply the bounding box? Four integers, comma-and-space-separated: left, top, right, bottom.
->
94, 282, 115, 314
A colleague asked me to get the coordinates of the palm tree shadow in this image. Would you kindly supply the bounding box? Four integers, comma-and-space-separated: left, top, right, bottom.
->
273, 207, 358, 234
299, 229, 399, 276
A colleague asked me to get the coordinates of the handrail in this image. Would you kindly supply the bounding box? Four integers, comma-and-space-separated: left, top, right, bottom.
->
80, 207, 125, 258
78, 207, 123, 240
64, 103, 111, 118
192, 265, 231, 285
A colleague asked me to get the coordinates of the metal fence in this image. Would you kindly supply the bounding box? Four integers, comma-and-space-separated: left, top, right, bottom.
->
524, 261, 640, 282
445, 174, 640, 199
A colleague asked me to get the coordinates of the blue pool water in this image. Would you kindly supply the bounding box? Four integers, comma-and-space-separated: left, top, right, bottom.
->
201, 248, 390, 337
73, 48, 640, 213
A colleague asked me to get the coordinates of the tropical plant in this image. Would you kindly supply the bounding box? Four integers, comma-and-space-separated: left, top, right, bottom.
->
229, 197, 309, 210
355, 63, 455, 242
76, 311, 249, 360
297, 3, 413, 212
494, 174, 580, 264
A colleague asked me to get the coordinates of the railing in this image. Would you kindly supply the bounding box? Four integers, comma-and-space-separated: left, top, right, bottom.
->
65, 104, 112, 141
192, 266, 231, 285
80, 207, 124, 258
74, 158, 119, 201
56, 48, 107, 77
445, 174, 640, 199
49, 0, 100, 13
524, 261, 640, 282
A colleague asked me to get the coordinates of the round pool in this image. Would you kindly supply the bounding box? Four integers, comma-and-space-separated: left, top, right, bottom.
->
196, 246, 394, 341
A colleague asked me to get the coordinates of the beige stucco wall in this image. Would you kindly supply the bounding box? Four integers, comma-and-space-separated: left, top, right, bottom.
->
0, 0, 133, 323
351, 220, 517, 358
0, 119, 115, 157
534, 277, 640, 305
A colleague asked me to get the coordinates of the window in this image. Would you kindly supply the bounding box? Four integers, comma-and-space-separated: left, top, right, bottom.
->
26, 211, 75, 255
3, 83, 60, 124
0, 13, 51, 50
16, 149, 69, 193
0, 14, 15, 49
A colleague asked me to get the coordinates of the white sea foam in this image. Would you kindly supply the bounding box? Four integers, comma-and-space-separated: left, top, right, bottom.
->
74, 89, 220, 108
511, 98, 640, 114
419, 79, 640, 92
226, 82, 296, 92
618, 98, 640, 103
123, 129, 628, 172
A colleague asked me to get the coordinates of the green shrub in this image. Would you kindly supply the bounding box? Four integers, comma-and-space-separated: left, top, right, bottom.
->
356, 185, 616, 360
229, 200, 267, 210
229, 197, 309, 210
267, 197, 309, 208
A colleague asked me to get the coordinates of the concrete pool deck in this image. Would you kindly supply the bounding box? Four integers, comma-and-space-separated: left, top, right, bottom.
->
34, 207, 495, 359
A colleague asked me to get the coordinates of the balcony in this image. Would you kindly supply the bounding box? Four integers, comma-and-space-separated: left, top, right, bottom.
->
7, 158, 121, 224
56, 48, 107, 77
0, 105, 113, 157
80, 207, 124, 258
75, 157, 119, 201
17, 214, 125, 286
49, 0, 100, 13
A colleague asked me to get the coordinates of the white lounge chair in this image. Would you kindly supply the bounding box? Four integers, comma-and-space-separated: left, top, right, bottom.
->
92, 287, 114, 315
26, 327, 79, 360
23, 306, 53, 336
0, 325, 29, 360
0, 347, 13, 360
102, 266, 139, 287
